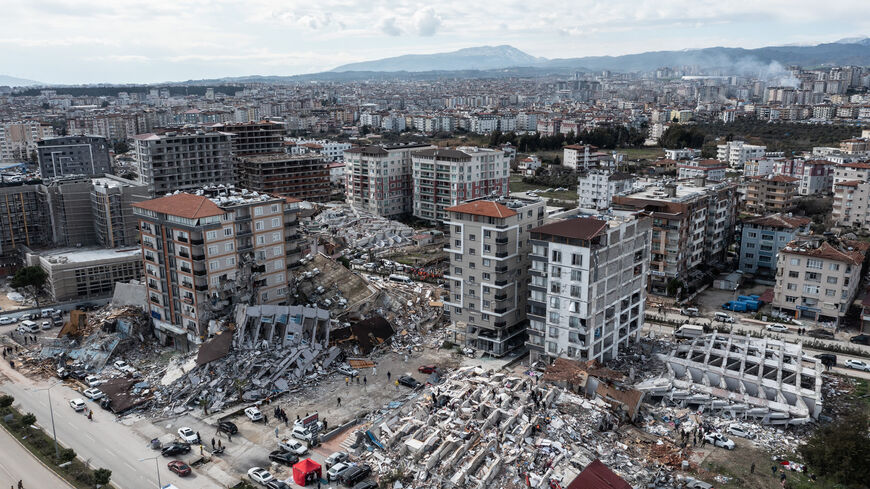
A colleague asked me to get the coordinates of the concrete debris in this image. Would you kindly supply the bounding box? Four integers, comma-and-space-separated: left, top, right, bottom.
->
310, 204, 415, 251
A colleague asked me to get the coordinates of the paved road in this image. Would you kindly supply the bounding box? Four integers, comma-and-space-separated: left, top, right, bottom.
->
0, 423, 73, 489
0, 361, 223, 489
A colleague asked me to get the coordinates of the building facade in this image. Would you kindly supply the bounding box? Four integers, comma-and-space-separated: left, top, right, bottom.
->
677, 159, 727, 182
133, 188, 300, 347
344, 143, 433, 218
443, 197, 545, 356
39, 177, 97, 248
27, 247, 142, 302
91, 175, 150, 248
576, 170, 634, 210
772, 236, 867, 324
412, 147, 509, 222
773, 159, 835, 195
133, 131, 233, 196
236, 153, 330, 202
0, 121, 54, 163
716, 141, 765, 168
738, 214, 811, 276
0, 184, 52, 273
36, 135, 112, 180
743, 174, 800, 214
527, 215, 650, 363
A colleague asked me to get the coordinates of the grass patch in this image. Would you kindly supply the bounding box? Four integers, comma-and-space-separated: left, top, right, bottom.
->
509, 175, 577, 202
617, 147, 664, 160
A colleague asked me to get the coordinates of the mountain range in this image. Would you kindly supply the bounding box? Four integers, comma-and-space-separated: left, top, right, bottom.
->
0, 74, 42, 87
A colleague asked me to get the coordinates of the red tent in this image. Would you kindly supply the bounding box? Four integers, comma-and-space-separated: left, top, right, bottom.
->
292, 458, 322, 486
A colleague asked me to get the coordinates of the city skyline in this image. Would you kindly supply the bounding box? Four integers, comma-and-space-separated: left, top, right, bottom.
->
2, 0, 870, 84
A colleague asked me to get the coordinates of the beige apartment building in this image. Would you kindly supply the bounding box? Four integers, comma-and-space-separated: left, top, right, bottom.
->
772, 236, 868, 324
443, 196, 545, 356
133, 187, 300, 349
743, 174, 799, 214
344, 143, 433, 217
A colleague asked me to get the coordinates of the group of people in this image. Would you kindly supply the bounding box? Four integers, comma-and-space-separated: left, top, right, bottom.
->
273, 406, 290, 426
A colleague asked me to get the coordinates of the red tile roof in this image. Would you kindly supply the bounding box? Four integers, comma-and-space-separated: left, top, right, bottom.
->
782, 240, 866, 266
566, 460, 631, 489
445, 201, 517, 218
835, 180, 863, 187
744, 213, 811, 229
132, 193, 224, 219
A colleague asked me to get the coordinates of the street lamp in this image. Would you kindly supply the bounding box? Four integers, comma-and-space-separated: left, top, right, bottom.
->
29, 381, 62, 460
138, 456, 162, 489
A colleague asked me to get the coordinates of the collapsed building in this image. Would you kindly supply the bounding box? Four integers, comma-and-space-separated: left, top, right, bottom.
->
640, 332, 823, 423
308, 204, 416, 252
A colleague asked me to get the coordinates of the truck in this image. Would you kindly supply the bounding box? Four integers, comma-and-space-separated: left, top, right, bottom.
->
674, 324, 705, 339
722, 301, 747, 312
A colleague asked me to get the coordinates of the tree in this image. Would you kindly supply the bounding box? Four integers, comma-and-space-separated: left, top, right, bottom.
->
799, 410, 869, 487
94, 468, 112, 486
21, 412, 36, 426
113, 141, 129, 154
59, 447, 76, 462
0, 395, 13, 407
666, 278, 684, 298
10, 266, 47, 307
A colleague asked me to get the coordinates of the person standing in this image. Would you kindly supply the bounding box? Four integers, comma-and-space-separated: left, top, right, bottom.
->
751, 462, 755, 474
337, 397, 341, 407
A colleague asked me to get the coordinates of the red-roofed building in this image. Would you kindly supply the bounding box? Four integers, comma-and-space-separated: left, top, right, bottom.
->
772, 159, 835, 195
444, 196, 545, 357
566, 460, 631, 489
133, 188, 302, 347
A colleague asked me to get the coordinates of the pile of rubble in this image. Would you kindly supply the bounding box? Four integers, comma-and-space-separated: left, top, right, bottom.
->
309, 204, 415, 251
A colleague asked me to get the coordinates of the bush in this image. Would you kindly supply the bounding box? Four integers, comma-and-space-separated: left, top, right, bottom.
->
441, 341, 456, 350
800, 410, 870, 486
21, 413, 36, 426
0, 395, 13, 407
94, 468, 112, 485
59, 447, 76, 462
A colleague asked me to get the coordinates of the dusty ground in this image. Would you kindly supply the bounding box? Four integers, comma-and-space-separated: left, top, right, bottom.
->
690, 283, 771, 315
696, 439, 823, 489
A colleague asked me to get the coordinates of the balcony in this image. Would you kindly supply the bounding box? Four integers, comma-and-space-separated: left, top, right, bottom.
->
495, 237, 509, 245
494, 307, 508, 314
494, 293, 508, 301
495, 279, 508, 286
176, 236, 188, 243
178, 251, 190, 259
190, 238, 203, 245
194, 269, 206, 276
495, 265, 508, 273
180, 267, 192, 274
495, 251, 509, 258
494, 320, 507, 328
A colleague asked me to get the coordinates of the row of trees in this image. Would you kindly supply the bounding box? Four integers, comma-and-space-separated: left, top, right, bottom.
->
488, 126, 647, 152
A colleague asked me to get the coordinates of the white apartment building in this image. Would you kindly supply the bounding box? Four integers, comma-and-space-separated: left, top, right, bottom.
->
677, 159, 727, 182
344, 143, 433, 218
133, 188, 301, 348
412, 147, 510, 222
716, 141, 766, 168
744, 158, 778, 177
288, 138, 352, 162
527, 214, 651, 363
832, 161, 870, 185
0, 121, 55, 163
772, 236, 867, 324
576, 170, 635, 210
563, 144, 597, 170
664, 148, 701, 161
833, 179, 870, 230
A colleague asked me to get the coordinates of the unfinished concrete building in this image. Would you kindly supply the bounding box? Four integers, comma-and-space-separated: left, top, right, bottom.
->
133, 131, 233, 196
234, 304, 331, 349
90, 175, 150, 248
236, 153, 330, 202
36, 135, 112, 180
40, 176, 98, 247
644, 333, 823, 422
0, 183, 52, 273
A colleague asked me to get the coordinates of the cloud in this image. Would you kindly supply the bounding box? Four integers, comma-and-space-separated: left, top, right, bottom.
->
412, 7, 442, 36
380, 17, 402, 36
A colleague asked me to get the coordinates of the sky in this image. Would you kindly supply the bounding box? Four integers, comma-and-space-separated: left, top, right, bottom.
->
2, 0, 870, 84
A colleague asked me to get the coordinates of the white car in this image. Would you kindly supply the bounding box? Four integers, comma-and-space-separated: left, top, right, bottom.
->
326, 462, 350, 481
726, 424, 754, 439
84, 375, 102, 387
765, 323, 789, 333
703, 432, 735, 450
247, 467, 274, 485
845, 359, 870, 372
324, 451, 349, 469
69, 398, 86, 411
177, 427, 199, 443
0, 316, 15, 325
337, 364, 358, 377
279, 438, 308, 455
113, 360, 136, 374
83, 388, 104, 400
245, 406, 263, 422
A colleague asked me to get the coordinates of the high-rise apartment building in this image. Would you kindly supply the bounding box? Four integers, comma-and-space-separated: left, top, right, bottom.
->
91, 175, 150, 248
236, 153, 330, 202
36, 135, 112, 180
0, 121, 54, 163
613, 181, 737, 295
738, 214, 811, 276
133, 188, 301, 346
412, 147, 509, 222
133, 131, 233, 196
527, 214, 651, 363
576, 170, 634, 210
344, 143, 433, 218
211, 121, 285, 155
443, 196, 545, 356
40, 177, 97, 247
743, 174, 800, 214
716, 141, 766, 168
0, 184, 52, 273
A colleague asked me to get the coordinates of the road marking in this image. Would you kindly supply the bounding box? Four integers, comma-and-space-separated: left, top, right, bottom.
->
0, 460, 12, 479
85, 433, 96, 442
124, 461, 136, 471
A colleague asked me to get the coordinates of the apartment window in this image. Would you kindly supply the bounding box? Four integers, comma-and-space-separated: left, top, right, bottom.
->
469, 289, 475, 297
206, 230, 217, 240
223, 227, 233, 236
469, 262, 475, 269
483, 286, 490, 293
484, 230, 491, 238
745, 243, 755, 249
827, 276, 837, 284
569, 317, 581, 329
748, 232, 757, 238
257, 235, 265, 245
469, 249, 476, 255
788, 271, 799, 278
549, 297, 560, 308
548, 311, 560, 322
272, 218, 280, 227
551, 266, 562, 278
789, 258, 800, 266
745, 253, 754, 258
271, 204, 279, 213
825, 289, 836, 296
787, 283, 797, 291
571, 254, 582, 266
227, 257, 236, 266
785, 295, 797, 303
806, 259, 823, 269
484, 244, 491, 253
482, 258, 491, 266
532, 244, 546, 256
569, 301, 580, 313
571, 270, 582, 281
454, 267, 462, 274
548, 327, 559, 338
482, 272, 490, 280
225, 242, 234, 252
829, 263, 840, 271
209, 260, 220, 271
454, 307, 462, 313
469, 234, 476, 241
570, 285, 581, 298
803, 285, 819, 295
271, 232, 281, 242
207, 245, 218, 255
254, 207, 263, 216
454, 240, 461, 247
552, 250, 562, 262
550, 282, 561, 294
761, 234, 774, 241
255, 221, 264, 231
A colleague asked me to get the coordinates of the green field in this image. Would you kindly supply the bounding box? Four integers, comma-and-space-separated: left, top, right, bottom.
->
617, 147, 665, 160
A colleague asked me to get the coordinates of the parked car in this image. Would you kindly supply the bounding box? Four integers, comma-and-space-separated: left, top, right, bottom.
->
680, 307, 699, 317
167, 460, 191, 477
248, 467, 274, 485
850, 334, 870, 345
280, 437, 308, 455
845, 359, 870, 372
218, 421, 238, 434
83, 388, 104, 400
807, 329, 835, 339
84, 375, 102, 387
265, 481, 292, 489
337, 364, 359, 377
177, 427, 199, 443
713, 312, 734, 323
765, 324, 789, 333
0, 316, 15, 325
703, 432, 735, 450
327, 462, 350, 481
814, 353, 837, 368
352, 482, 379, 489
113, 360, 136, 374
683, 477, 714, 489
268, 450, 299, 466
245, 406, 263, 422
341, 464, 372, 486
40, 321, 52, 330
324, 451, 349, 469
70, 369, 88, 380
397, 375, 421, 388
161, 442, 191, 457
417, 365, 438, 374
69, 398, 86, 411
726, 424, 754, 439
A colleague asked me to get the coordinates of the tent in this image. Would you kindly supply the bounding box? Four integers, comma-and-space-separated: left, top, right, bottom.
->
292, 458, 322, 486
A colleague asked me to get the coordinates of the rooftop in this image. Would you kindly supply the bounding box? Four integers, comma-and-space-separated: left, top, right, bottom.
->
744, 213, 811, 229
446, 200, 516, 218
531, 217, 608, 240
133, 193, 224, 219
781, 238, 868, 265
619, 180, 733, 203
39, 247, 141, 264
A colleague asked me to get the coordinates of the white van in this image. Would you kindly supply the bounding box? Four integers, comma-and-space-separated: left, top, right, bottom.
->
388, 274, 412, 283
674, 324, 705, 339
19, 320, 40, 333
714, 312, 735, 323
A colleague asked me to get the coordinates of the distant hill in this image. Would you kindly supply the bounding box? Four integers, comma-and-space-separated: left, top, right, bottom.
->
0, 75, 42, 87
330, 45, 545, 72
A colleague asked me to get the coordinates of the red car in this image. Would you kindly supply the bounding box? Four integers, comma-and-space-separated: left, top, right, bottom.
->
167, 460, 191, 477
418, 365, 437, 374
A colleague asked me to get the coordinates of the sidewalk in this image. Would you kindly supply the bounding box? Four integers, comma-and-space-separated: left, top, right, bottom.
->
0, 423, 74, 489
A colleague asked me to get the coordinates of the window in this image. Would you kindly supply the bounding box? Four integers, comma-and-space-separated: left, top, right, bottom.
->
788, 271, 799, 278
255, 221, 264, 231
549, 297, 560, 308
227, 257, 236, 266
551, 266, 562, 278
806, 259, 823, 269
571, 270, 582, 281
552, 250, 562, 262
789, 258, 800, 266
482, 272, 490, 280
469, 249, 476, 255
223, 227, 233, 236
271, 232, 281, 242
548, 311, 560, 322
482, 258, 491, 266
746, 243, 755, 249
829, 263, 840, 271
785, 295, 797, 303
571, 254, 582, 266
272, 218, 280, 227
209, 260, 220, 271
827, 276, 837, 284
469, 262, 475, 269
484, 230, 491, 238
469, 234, 476, 241
257, 235, 265, 245
570, 285, 581, 298
225, 242, 234, 252
550, 282, 561, 294
825, 289, 836, 296
787, 283, 797, 291
206, 230, 217, 240
454, 267, 462, 274
532, 244, 546, 256
207, 245, 218, 255
803, 285, 819, 295
569, 301, 580, 313
254, 207, 263, 216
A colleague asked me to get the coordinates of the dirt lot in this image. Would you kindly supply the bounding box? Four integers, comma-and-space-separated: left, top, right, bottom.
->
696, 439, 824, 489
690, 283, 772, 317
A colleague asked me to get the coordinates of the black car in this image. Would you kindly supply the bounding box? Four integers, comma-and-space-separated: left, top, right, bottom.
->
266, 481, 292, 489
70, 370, 88, 380
397, 375, 420, 389
352, 482, 379, 489
268, 450, 299, 466
218, 420, 238, 434
161, 442, 191, 457
850, 334, 870, 345
77, 302, 97, 311
807, 329, 835, 339
814, 353, 837, 367
341, 465, 372, 486
99, 397, 112, 410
